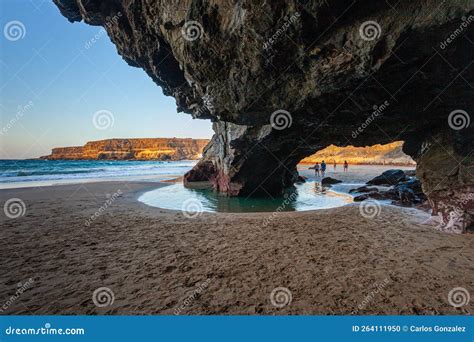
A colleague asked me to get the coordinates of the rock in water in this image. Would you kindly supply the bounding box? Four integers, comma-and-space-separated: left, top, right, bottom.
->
367, 170, 407, 186
54, 0, 474, 232
321, 177, 342, 185
349, 186, 379, 194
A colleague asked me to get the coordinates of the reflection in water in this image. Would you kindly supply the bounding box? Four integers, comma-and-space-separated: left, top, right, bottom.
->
139, 181, 352, 213
313, 182, 327, 194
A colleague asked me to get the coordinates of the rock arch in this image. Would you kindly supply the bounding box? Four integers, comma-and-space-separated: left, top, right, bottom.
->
54, 0, 473, 232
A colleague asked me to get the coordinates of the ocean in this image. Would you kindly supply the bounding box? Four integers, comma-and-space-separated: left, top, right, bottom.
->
0, 160, 415, 190
0, 159, 197, 189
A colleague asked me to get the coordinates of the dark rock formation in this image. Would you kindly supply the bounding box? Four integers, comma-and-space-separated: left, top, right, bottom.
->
321, 177, 342, 185
354, 175, 426, 205
41, 138, 209, 161
353, 191, 397, 202
366, 169, 407, 186
296, 175, 307, 184
349, 186, 379, 194
53, 0, 473, 232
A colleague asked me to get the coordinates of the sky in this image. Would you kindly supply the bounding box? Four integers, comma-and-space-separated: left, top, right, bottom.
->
0, 0, 213, 159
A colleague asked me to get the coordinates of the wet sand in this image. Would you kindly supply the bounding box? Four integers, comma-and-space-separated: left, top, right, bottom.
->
0, 181, 473, 315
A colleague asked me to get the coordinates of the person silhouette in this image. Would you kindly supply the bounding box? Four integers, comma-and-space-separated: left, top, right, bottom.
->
321, 160, 326, 177
344, 160, 348, 172
314, 162, 320, 177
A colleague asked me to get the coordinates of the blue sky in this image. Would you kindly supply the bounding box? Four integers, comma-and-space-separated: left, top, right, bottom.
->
0, 0, 213, 159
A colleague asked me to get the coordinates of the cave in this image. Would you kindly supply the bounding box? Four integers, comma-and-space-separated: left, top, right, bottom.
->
53, 0, 473, 232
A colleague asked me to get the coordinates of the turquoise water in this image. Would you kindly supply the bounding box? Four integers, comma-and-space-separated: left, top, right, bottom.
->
138, 164, 415, 213
138, 182, 353, 213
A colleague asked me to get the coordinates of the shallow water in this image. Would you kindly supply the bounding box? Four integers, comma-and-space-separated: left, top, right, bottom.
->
0, 160, 415, 213
139, 182, 353, 213
139, 164, 415, 213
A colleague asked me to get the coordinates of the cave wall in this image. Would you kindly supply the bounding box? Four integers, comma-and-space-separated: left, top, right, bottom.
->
53, 0, 473, 232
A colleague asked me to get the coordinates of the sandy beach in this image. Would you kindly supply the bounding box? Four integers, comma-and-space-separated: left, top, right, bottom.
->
1, 181, 473, 315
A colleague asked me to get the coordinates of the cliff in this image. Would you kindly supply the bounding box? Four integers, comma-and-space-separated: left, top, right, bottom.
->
301, 141, 415, 165
42, 138, 209, 161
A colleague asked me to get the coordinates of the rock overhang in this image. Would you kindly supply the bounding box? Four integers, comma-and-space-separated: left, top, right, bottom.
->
53, 0, 473, 232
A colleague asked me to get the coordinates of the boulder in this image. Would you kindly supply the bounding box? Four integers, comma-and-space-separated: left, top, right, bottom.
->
353, 189, 398, 202
367, 170, 408, 186
349, 186, 379, 194
296, 176, 307, 184
321, 177, 342, 185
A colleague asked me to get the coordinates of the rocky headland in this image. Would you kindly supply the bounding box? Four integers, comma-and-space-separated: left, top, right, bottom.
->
41, 138, 209, 161
54, 1, 473, 232
301, 141, 414, 165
